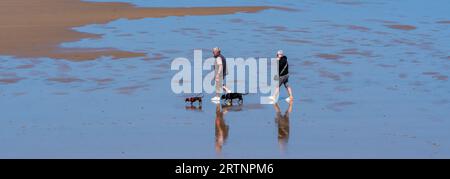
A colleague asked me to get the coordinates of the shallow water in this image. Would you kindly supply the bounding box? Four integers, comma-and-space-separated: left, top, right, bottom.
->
1, 0, 449, 158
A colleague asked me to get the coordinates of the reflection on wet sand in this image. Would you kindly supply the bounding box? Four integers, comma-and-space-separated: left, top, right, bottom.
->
185, 105, 202, 112
222, 104, 244, 112
273, 101, 293, 154
215, 104, 230, 156
213, 102, 291, 156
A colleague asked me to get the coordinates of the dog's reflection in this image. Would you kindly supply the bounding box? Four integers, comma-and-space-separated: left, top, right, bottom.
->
185, 105, 202, 111
273, 100, 293, 153
221, 103, 243, 112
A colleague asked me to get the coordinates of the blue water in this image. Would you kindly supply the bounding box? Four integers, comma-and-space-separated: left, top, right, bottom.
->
0, 0, 449, 158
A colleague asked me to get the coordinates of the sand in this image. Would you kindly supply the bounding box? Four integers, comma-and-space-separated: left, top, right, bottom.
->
386, 24, 417, 30
0, 0, 271, 61
437, 20, 450, 24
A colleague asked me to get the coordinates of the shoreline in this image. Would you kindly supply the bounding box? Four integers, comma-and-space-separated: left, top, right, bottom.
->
0, 0, 272, 61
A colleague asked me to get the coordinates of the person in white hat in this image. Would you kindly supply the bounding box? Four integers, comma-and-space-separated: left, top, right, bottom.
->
271, 50, 294, 102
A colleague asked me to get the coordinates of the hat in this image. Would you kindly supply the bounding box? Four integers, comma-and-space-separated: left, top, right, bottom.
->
277, 50, 284, 55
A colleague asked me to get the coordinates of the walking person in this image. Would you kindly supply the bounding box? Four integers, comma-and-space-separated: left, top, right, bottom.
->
271, 50, 294, 102
211, 47, 231, 102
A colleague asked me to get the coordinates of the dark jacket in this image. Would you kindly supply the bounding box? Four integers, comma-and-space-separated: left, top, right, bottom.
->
278, 56, 289, 76
214, 54, 227, 77
220, 54, 227, 76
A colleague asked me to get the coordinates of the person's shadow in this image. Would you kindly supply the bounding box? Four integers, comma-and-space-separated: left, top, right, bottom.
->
273, 100, 293, 154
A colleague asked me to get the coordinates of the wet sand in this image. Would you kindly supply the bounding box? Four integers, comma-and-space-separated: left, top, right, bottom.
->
316, 54, 343, 60
436, 20, 450, 24
0, 77, 24, 84
1, 0, 449, 159
386, 24, 417, 30
0, 0, 270, 61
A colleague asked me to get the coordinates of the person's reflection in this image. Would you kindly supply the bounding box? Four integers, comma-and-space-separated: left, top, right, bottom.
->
215, 103, 229, 156
274, 100, 293, 153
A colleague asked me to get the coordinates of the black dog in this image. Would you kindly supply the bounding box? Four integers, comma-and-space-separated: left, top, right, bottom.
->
221, 93, 248, 105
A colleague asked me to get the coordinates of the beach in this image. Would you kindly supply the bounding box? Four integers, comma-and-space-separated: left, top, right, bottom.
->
0, 0, 449, 158
0, 0, 270, 60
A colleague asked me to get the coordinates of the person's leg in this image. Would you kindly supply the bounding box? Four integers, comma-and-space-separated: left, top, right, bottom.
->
222, 75, 231, 93
216, 81, 221, 98
284, 76, 293, 100
212, 77, 222, 100
273, 86, 280, 99
218, 75, 224, 97
271, 78, 285, 101
287, 86, 293, 99
272, 75, 286, 100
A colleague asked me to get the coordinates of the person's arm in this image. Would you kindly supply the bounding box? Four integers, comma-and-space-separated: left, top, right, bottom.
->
287, 60, 289, 74
286, 60, 289, 70
284, 58, 289, 75
217, 64, 222, 76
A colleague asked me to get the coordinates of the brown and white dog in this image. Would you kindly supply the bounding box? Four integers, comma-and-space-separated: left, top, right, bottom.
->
185, 94, 203, 106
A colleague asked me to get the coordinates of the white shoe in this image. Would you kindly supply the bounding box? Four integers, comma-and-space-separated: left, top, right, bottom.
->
211, 96, 220, 101
267, 100, 276, 104
269, 96, 276, 101
268, 96, 278, 104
